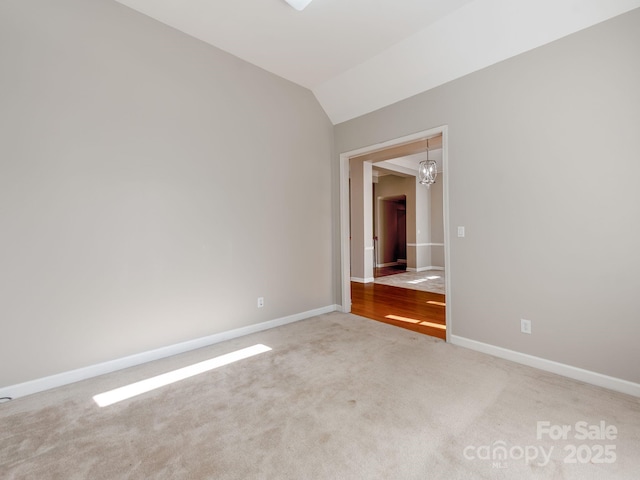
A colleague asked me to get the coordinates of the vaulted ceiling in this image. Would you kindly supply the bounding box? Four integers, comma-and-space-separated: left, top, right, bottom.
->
114, 0, 640, 124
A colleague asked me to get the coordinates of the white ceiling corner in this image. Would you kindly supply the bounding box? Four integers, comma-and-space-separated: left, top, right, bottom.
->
284, 0, 314, 11
114, 0, 640, 124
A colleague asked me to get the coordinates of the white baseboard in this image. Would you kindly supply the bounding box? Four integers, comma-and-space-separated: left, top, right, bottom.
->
376, 262, 400, 267
350, 277, 375, 283
406, 266, 445, 272
451, 335, 640, 397
0, 305, 339, 401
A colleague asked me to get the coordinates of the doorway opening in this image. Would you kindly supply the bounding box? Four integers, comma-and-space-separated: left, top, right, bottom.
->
374, 195, 407, 278
339, 126, 450, 341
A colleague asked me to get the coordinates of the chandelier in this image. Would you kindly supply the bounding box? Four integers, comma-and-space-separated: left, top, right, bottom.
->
418, 144, 437, 187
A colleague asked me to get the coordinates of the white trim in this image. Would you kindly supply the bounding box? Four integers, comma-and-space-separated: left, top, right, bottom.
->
0, 305, 338, 401
350, 277, 375, 283
442, 127, 451, 343
376, 262, 401, 267
451, 335, 640, 397
406, 266, 445, 272
339, 126, 451, 336
406, 243, 444, 247
365, 246, 374, 251
340, 147, 351, 313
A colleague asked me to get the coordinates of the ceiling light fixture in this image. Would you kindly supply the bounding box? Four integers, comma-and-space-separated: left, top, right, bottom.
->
418, 140, 437, 187
284, 0, 314, 11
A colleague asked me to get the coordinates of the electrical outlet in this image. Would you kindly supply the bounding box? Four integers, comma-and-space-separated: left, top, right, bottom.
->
257, 297, 264, 308
521, 318, 532, 334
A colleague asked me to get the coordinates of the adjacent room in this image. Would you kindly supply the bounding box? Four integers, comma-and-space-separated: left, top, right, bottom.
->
1, 0, 639, 478
349, 134, 448, 339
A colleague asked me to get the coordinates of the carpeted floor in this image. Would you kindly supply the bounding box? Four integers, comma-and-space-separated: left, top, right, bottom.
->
374, 270, 445, 294
1, 312, 638, 479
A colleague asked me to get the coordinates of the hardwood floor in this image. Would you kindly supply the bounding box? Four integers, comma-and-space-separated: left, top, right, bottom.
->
374, 264, 407, 278
351, 282, 446, 340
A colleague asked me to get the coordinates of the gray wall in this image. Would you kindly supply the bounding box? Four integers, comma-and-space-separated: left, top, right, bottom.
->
335, 9, 640, 383
349, 160, 373, 280
413, 175, 430, 270
376, 175, 412, 199
430, 176, 444, 245
0, 0, 333, 387
430, 175, 444, 267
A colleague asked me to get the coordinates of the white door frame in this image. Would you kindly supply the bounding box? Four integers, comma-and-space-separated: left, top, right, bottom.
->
339, 125, 452, 342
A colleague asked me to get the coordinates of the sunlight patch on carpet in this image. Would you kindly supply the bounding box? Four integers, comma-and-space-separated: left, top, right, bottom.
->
93, 344, 272, 407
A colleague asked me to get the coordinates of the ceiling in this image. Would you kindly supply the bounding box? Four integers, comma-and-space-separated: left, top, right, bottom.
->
114, 0, 640, 124
373, 148, 443, 182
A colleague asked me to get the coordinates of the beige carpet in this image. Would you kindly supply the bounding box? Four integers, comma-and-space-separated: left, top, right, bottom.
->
374, 270, 445, 294
1, 312, 638, 479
